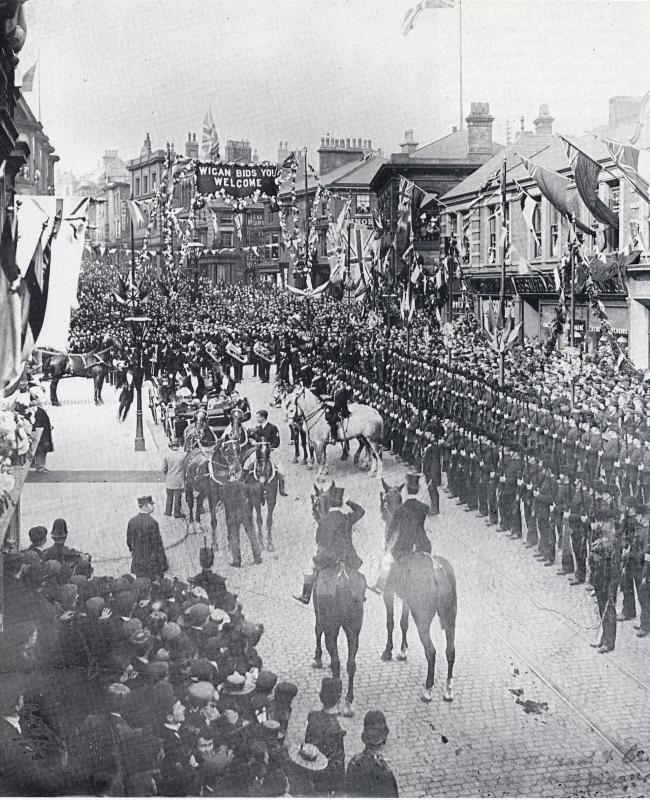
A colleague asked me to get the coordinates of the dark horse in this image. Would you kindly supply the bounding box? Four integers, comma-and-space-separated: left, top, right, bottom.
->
379, 480, 457, 703
241, 440, 280, 553
309, 482, 365, 717
184, 438, 242, 546
40, 339, 116, 406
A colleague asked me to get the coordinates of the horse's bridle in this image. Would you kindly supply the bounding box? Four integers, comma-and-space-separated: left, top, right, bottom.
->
291, 386, 326, 435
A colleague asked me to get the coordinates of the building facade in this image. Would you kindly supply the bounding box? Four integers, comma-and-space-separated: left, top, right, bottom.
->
14, 95, 58, 195
370, 104, 504, 284
439, 97, 650, 368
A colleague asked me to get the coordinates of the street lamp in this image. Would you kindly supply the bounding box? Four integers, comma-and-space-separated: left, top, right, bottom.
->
186, 240, 203, 296
126, 314, 151, 451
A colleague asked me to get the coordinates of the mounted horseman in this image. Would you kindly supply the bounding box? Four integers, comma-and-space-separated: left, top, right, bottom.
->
39, 336, 117, 406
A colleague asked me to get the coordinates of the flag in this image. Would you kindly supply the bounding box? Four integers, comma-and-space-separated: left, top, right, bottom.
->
562, 135, 619, 229
598, 136, 650, 205
402, 0, 455, 35
519, 155, 594, 236
515, 181, 541, 249
20, 62, 36, 92
411, 261, 422, 284
126, 199, 146, 231
210, 209, 219, 237
0, 210, 22, 392
201, 110, 220, 161
35, 198, 90, 353
234, 213, 243, 241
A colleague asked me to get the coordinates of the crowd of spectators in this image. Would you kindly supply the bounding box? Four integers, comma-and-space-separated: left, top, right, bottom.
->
0, 519, 398, 796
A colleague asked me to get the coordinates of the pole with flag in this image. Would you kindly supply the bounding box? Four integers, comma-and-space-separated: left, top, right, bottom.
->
130, 194, 145, 451
304, 148, 311, 327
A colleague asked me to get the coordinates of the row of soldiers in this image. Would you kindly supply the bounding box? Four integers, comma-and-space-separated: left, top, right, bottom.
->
313, 356, 650, 654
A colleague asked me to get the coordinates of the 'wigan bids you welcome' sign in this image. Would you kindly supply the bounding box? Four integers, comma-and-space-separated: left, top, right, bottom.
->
196, 161, 279, 199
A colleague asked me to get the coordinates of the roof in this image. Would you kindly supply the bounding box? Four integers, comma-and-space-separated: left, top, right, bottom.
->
441, 115, 644, 205
278, 154, 387, 197
409, 129, 503, 162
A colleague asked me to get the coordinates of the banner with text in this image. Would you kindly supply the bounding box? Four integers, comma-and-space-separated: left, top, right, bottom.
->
196, 161, 279, 198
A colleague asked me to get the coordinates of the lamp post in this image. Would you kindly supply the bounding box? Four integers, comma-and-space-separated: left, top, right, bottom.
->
186, 240, 203, 297
125, 314, 150, 451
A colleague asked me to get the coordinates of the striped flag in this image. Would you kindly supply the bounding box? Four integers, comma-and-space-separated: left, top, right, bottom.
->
598, 136, 650, 205
127, 199, 146, 231
201, 110, 220, 161
402, 0, 455, 36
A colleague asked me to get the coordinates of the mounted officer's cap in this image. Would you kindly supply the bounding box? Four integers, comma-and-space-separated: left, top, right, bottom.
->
405, 473, 422, 494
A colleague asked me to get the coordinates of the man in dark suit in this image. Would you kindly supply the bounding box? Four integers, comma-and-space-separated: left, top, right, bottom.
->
249, 410, 288, 496
126, 495, 169, 579
371, 473, 431, 594
181, 364, 206, 400
118, 367, 135, 422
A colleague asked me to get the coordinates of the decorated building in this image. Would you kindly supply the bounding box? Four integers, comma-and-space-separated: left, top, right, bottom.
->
277, 136, 386, 287
439, 96, 650, 368
370, 104, 504, 289
14, 94, 58, 195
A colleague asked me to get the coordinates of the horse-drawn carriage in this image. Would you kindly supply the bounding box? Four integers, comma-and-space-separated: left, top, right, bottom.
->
149, 376, 235, 444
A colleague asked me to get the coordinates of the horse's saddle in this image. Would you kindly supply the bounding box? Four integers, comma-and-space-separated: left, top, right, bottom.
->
316, 565, 366, 601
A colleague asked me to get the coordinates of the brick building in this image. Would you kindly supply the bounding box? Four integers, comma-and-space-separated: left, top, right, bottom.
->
439, 96, 650, 368
14, 95, 58, 195
370, 103, 504, 283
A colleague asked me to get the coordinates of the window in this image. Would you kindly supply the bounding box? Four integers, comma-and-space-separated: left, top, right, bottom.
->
320, 231, 327, 256
219, 213, 233, 226
266, 232, 280, 259
550, 207, 561, 257
471, 215, 481, 267
609, 183, 620, 214
488, 206, 497, 264
135, 177, 140, 196
356, 194, 371, 215
143, 176, 148, 195
220, 232, 233, 248
151, 172, 157, 191
532, 205, 542, 258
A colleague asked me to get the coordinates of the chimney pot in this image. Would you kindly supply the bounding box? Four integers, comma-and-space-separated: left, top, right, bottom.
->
533, 104, 554, 136
465, 101, 494, 160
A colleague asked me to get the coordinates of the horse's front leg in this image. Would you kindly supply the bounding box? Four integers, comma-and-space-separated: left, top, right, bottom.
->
266, 493, 276, 552
342, 625, 359, 716
313, 599, 323, 669
397, 602, 409, 661
50, 379, 60, 407
185, 488, 195, 524
381, 590, 395, 661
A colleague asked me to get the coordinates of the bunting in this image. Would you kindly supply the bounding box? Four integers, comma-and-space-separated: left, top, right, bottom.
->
597, 136, 650, 205
561, 135, 619, 229
519, 154, 594, 237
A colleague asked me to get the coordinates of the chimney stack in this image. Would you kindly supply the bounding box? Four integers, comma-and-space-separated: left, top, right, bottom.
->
400, 129, 418, 155
533, 104, 554, 137
185, 132, 199, 159
465, 102, 494, 162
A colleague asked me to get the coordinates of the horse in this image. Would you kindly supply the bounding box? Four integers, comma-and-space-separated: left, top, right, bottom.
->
240, 440, 280, 553
184, 437, 243, 545
309, 482, 365, 717
284, 386, 383, 480
378, 480, 457, 704
40, 339, 117, 406
289, 405, 315, 467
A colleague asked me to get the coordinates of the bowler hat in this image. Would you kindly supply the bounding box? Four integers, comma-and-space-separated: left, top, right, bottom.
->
179, 603, 210, 628
274, 681, 298, 701
319, 677, 342, 708
137, 495, 154, 506
255, 670, 277, 694
28, 526, 48, 546
361, 710, 390, 746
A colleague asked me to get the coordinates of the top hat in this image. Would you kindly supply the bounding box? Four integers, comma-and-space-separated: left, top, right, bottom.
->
328, 486, 345, 505
405, 473, 422, 494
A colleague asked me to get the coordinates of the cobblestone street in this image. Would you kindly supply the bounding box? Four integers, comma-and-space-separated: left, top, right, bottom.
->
22, 373, 650, 797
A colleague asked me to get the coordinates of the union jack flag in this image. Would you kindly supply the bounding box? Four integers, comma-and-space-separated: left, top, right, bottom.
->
599, 136, 650, 205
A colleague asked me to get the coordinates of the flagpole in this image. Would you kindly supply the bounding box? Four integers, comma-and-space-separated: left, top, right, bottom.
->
458, 0, 463, 129
130, 196, 145, 452
499, 156, 507, 386
304, 148, 311, 327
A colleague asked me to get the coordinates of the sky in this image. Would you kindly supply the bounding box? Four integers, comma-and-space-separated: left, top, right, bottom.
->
18, 0, 650, 178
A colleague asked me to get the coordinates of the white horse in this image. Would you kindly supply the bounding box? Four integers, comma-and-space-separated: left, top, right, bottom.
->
284, 386, 383, 480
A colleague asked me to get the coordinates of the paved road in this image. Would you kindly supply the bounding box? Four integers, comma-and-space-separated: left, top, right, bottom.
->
21, 372, 650, 796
